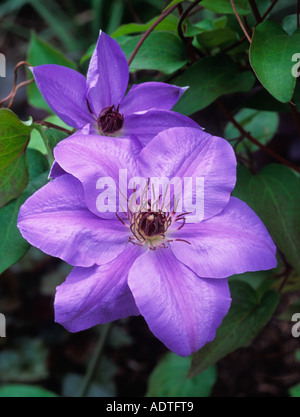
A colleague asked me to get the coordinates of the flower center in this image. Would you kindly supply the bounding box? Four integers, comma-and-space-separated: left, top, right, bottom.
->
129, 209, 172, 250
97, 105, 124, 134
138, 211, 169, 238
115, 196, 191, 250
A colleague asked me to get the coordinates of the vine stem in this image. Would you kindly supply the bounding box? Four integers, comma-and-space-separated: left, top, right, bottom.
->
278, 266, 293, 293
127, 3, 180, 66
177, 0, 203, 43
34, 120, 74, 135
230, 0, 252, 43
248, 0, 262, 24
78, 323, 113, 398
33, 124, 55, 168
177, 0, 204, 61
1, 80, 33, 108
0, 61, 32, 108
216, 98, 300, 174
261, 0, 278, 21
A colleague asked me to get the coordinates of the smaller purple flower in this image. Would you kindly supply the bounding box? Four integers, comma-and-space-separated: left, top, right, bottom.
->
17, 127, 277, 356
31, 30, 199, 148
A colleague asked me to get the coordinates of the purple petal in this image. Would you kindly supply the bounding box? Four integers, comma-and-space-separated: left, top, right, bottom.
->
53, 134, 137, 219
128, 249, 231, 356
137, 126, 236, 220
86, 30, 129, 116
49, 124, 96, 179
170, 197, 277, 278
119, 82, 188, 115
55, 245, 143, 332
18, 175, 129, 267
31, 65, 93, 129
122, 109, 201, 147
49, 161, 66, 179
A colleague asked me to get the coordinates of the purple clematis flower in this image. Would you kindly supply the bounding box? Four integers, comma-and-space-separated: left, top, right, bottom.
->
18, 127, 277, 356
31, 30, 199, 149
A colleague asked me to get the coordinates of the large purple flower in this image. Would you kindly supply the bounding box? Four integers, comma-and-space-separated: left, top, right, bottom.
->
31, 30, 199, 148
18, 127, 277, 356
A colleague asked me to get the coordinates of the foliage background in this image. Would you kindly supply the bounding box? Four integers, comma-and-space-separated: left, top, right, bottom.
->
0, 0, 300, 397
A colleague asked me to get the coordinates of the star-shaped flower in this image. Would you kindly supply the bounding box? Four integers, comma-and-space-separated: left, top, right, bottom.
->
18, 127, 277, 356
31, 30, 199, 150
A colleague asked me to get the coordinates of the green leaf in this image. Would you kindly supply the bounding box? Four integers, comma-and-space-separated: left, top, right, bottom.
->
29, 0, 79, 52
28, 129, 48, 156
111, 14, 178, 37
201, 0, 251, 15
26, 148, 49, 179
282, 14, 298, 35
185, 18, 215, 37
91, 0, 104, 38
185, 16, 231, 38
0, 0, 29, 17
233, 164, 300, 275
29, 115, 72, 156
0, 150, 48, 275
27, 32, 77, 112
80, 43, 97, 66
105, 0, 125, 35
214, 16, 230, 29
119, 32, 188, 74
224, 108, 279, 152
28, 32, 76, 69
289, 383, 300, 397
244, 88, 291, 112
229, 270, 276, 298
189, 280, 279, 378
0, 384, 58, 397
274, 274, 300, 294
42, 128, 69, 153
147, 352, 217, 397
173, 56, 255, 115
197, 27, 237, 49
0, 109, 34, 207
250, 21, 300, 103
162, 0, 185, 12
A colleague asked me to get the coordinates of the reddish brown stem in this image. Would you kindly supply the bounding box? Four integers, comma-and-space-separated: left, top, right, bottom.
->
0, 61, 31, 109
34, 120, 74, 135
261, 0, 278, 20
248, 0, 262, 23
217, 98, 300, 174
177, 0, 204, 61
278, 266, 293, 293
177, 0, 203, 42
0, 79, 34, 108
127, 3, 179, 66
230, 0, 252, 42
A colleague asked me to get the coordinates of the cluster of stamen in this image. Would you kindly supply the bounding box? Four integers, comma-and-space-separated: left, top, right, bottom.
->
130, 209, 173, 250
97, 105, 124, 135
116, 197, 190, 250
